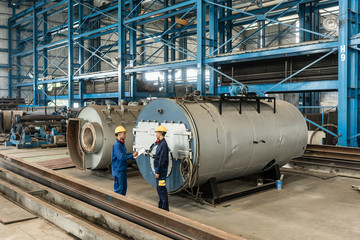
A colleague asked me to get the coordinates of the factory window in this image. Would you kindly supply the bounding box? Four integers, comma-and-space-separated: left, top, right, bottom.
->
186, 68, 210, 82
144, 69, 209, 83
296, 21, 300, 43
145, 71, 163, 81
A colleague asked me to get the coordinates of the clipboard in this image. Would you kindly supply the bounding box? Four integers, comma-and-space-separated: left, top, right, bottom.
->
134, 148, 146, 159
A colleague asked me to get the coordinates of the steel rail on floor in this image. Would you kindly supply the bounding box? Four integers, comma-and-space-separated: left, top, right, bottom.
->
0, 153, 243, 240
291, 144, 360, 171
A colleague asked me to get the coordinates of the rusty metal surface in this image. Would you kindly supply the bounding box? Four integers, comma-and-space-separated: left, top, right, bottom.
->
66, 118, 84, 169
35, 157, 74, 170
304, 144, 360, 161
68, 105, 143, 170
0, 154, 244, 240
0, 167, 167, 240
291, 144, 360, 171
0, 170, 121, 240
2, 110, 23, 132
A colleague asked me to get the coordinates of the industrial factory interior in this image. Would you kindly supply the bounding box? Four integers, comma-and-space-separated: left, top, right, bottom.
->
0, 0, 359, 239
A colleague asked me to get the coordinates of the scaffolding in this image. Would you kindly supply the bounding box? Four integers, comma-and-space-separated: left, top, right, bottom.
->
6, 0, 360, 147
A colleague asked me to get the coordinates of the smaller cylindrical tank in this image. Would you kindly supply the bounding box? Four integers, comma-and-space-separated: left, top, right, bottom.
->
133, 98, 308, 193
67, 104, 143, 169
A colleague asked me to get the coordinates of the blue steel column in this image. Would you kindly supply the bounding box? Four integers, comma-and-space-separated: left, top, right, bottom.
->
163, 0, 169, 94
140, 25, 145, 63
196, 0, 206, 94
42, 12, 48, 106
209, 0, 218, 95
218, 2, 225, 54
129, 0, 137, 99
78, 0, 84, 106
118, 0, 126, 101
8, 11, 13, 98
299, 2, 320, 41
298, 2, 320, 113
348, 0, 359, 146
226, 0, 232, 52
170, 0, 176, 95
180, 35, 187, 83
257, 0, 265, 49
68, 0, 74, 107
16, 27, 21, 98
338, 0, 359, 147
33, 7, 39, 105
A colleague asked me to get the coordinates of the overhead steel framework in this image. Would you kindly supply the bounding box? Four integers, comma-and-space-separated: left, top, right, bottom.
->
6, 0, 360, 147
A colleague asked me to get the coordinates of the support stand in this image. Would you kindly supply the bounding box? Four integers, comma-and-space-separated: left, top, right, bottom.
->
199, 164, 281, 204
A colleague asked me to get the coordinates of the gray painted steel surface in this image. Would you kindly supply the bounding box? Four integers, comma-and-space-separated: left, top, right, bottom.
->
68, 105, 143, 169
134, 99, 308, 192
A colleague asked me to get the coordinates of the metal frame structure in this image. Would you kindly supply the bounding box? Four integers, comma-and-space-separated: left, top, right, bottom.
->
6, 0, 360, 147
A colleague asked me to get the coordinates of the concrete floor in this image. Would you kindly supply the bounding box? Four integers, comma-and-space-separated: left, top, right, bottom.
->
0, 214, 75, 240
57, 167, 360, 240
0, 144, 358, 240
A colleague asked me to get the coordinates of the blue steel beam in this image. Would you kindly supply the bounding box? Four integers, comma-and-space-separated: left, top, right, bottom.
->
140, 6, 197, 66
163, 0, 169, 95
208, 0, 218, 95
17, 4, 113, 44
305, 118, 339, 138
11, 1, 73, 29
129, 0, 137, 100
228, 0, 303, 53
123, 0, 196, 24
226, 0, 232, 52
68, 0, 75, 107
33, 23, 118, 52
12, 70, 120, 87
170, 0, 176, 96
205, 40, 338, 64
263, 49, 337, 94
118, 0, 126, 101
10, 0, 356, 143
219, 0, 337, 22
124, 24, 196, 59
197, 0, 206, 94
205, 0, 336, 42
134, 7, 194, 27
42, 12, 49, 106
46, 91, 170, 100
9, 0, 130, 22
337, 0, 360, 147
9, 1, 51, 22
117, 0, 335, 41
125, 60, 197, 73
33, 8, 39, 105
78, 0, 85, 106
217, 80, 339, 94
8, 8, 14, 98
126, 43, 339, 79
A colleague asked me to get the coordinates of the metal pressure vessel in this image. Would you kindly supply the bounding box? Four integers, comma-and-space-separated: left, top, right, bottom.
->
133, 98, 308, 193
67, 104, 143, 169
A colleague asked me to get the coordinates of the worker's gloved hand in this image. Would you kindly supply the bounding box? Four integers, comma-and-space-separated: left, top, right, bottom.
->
133, 151, 138, 157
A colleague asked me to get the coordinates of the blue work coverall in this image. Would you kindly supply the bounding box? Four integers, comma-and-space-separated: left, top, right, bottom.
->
111, 139, 133, 195
154, 138, 169, 211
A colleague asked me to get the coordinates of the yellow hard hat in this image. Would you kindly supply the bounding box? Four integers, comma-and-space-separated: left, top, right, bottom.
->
114, 126, 127, 134
155, 125, 167, 133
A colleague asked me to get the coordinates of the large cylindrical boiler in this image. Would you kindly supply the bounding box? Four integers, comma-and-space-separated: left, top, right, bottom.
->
133, 98, 308, 193
67, 104, 143, 169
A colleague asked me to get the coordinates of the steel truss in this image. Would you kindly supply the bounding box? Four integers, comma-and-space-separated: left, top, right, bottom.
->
7, 0, 360, 146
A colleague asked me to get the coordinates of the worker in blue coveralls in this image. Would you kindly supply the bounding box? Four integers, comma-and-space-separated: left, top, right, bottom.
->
111, 126, 138, 196
154, 125, 169, 211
